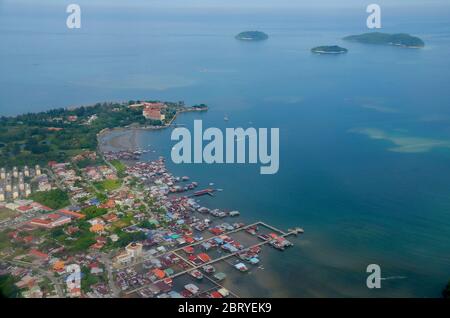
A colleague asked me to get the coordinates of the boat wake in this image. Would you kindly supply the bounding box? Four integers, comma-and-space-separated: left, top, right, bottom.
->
380, 276, 407, 281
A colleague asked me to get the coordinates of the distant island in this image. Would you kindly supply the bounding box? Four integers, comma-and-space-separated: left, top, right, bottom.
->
311, 45, 348, 54
343, 32, 425, 48
235, 31, 269, 41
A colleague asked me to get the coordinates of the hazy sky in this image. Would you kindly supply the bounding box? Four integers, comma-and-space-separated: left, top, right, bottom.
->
1, 0, 449, 20
5, 0, 450, 9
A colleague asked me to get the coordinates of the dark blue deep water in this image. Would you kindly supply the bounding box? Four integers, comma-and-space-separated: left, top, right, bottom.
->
1, 0, 450, 297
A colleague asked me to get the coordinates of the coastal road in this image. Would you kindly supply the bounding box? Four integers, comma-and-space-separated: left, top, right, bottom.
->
100, 252, 121, 297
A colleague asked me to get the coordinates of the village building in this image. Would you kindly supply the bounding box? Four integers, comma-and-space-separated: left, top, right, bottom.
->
12, 166, 18, 178
67, 115, 78, 122
113, 242, 143, 267
25, 183, 31, 197
57, 209, 85, 220
89, 223, 105, 233
53, 260, 65, 272
29, 214, 71, 228
29, 249, 49, 261
143, 107, 165, 121
142, 102, 167, 121
125, 242, 143, 258
17, 205, 34, 213
12, 185, 19, 199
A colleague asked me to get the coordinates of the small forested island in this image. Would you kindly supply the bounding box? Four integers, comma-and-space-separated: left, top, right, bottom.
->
0, 100, 207, 167
235, 31, 269, 41
343, 32, 425, 48
311, 45, 348, 54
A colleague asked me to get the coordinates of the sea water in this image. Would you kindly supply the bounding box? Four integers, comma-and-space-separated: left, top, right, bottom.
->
1, 0, 450, 297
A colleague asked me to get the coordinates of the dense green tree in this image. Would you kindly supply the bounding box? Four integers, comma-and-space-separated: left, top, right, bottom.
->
30, 189, 70, 210
81, 206, 108, 220
0, 275, 20, 298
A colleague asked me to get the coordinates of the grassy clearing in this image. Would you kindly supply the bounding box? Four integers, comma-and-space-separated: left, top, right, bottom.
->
29, 189, 70, 210
94, 179, 121, 192
0, 208, 18, 222
110, 160, 127, 175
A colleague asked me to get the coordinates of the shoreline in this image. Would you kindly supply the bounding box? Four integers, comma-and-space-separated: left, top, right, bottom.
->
96, 108, 199, 136
97, 107, 206, 152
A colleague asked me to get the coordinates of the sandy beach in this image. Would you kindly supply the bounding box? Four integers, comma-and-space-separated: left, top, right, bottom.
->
110, 130, 138, 150
97, 107, 204, 153
99, 129, 140, 153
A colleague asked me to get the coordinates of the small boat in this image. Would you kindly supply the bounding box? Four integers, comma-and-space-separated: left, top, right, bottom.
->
233, 222, 245, 229
193, 188, 215, 197
234, 262, 248, 272
288, 227, 305, 235
257, 234, 271, 241
224, 115, 229, 121
269, 240, 285, 251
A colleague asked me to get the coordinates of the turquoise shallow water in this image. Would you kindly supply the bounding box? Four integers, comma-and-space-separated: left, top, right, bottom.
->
1, 1, 450, 297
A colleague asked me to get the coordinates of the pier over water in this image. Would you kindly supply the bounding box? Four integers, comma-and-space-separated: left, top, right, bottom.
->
122, 221, 304, 296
